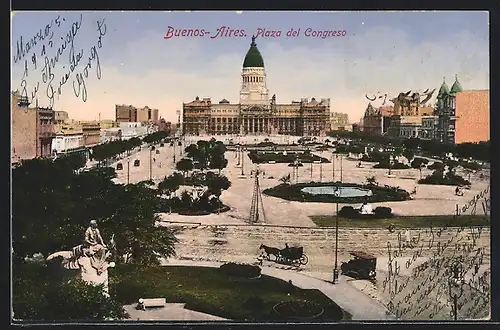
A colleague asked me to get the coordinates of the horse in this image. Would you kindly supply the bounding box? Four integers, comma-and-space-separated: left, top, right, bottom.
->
259, 244, 281, 261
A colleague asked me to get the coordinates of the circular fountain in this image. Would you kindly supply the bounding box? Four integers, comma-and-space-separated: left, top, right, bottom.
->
300, 186, 373, 198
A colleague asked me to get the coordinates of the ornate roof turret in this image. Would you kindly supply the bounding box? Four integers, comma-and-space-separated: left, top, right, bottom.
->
364, 102, 378, 116
437, 77, 450, 99
450, 74, 463, 95
243, 36, 265, 68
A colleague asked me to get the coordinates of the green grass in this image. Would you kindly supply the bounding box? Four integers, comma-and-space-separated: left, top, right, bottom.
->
109, 265, 349, 321
309, 214, 490, 228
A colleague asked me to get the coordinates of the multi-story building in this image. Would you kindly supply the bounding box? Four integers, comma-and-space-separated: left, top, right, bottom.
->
435, 76, 489, 144
388, 115, 423, 138
52, 131, 85, 154
420, 116, 439, 140
81, 122, 101, 147
454, 90, 489, 143
115, 104, 159, 125
158, 118, 172, 134
36, 107, 56, 157
362, 104, 394, 136
54, 110, 69, 124
182, 37, 330, 136
12, 92, 37, 163
330, 112, 349, 131
99, 119, 119, 129
11, 91, 55, 163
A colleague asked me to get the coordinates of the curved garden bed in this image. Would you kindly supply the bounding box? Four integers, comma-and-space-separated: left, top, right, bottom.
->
263, 182, 411, 204
273, 300, 327, 320
176, 204, 231, 216
219, 262, 262, 279
248, 151, 330, 164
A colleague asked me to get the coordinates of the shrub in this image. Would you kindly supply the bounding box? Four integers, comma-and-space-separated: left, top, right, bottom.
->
427, 162, 444, 170
374, 206, 393, 218
338, 206, 358, 218
373, 160, 410, 169
219, 263, 262, 278
361, 151, 389, 163
418, 171, 471, 186
460, 161, 482, 171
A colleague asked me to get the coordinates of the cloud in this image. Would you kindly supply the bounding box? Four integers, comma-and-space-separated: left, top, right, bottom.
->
11, 23, 489, 124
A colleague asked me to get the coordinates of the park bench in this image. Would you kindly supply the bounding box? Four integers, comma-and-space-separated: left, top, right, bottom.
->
137, 298, 166, 310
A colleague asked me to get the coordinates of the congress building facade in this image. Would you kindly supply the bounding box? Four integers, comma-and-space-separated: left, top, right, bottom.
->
182, 37, 330, 136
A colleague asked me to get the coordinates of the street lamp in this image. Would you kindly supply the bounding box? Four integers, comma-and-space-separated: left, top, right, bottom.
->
333, 185, 340, 284
448, 261, 465, 321
320, 159, 323, 182
340, 154, 343, 183
332, 152, 336, 182
127, 158, 130, 184
149, 147, 153, 181
241, 146, 245, 176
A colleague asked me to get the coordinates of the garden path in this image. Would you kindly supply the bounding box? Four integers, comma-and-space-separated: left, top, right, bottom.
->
162, 259, 396, 321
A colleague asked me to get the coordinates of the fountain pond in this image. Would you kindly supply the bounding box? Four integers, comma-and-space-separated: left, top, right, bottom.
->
300, 186, 373, 198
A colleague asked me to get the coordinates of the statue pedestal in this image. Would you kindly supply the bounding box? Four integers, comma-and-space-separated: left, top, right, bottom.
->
79, 256, 112, 296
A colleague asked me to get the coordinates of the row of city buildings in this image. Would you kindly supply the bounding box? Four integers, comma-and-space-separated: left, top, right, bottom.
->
11, 92, 173, 165
360, 76, 490, 144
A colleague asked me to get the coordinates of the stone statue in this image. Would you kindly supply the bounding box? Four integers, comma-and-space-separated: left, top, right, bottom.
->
46, 220, 115, 296
84, 220, 108, 274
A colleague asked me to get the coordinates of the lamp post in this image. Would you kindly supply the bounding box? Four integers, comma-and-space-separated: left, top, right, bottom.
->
340, 154, 343, 183
310, 162, 313, 180
332, 152, 336, 182
333, 185, 340, 284
320, 159, 323, 182
173, 140, 176, 165
241, 146, 245, 176
448, 261, 465, 321
127, 158, 130, 184
149, 147, 153, 181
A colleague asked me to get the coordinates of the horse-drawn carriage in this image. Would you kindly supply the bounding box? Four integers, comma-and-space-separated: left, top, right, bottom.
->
259, 244, 308, 265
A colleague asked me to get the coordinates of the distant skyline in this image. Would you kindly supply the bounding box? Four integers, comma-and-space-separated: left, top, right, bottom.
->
11, 11, 489, 123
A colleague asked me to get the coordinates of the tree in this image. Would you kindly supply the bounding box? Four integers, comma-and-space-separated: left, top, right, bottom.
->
176, 158, 194, 177
279, 173, 291, 185
366, 176, 378, 186
411, 157, 429, 179
13, 263, 128, 321
205, 172, 231, 205
158, 172, 184, 197
403, 149, 415, 163
211, 154, 228, 174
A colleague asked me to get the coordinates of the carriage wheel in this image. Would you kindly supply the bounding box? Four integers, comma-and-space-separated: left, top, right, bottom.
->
299, 254, 308, 265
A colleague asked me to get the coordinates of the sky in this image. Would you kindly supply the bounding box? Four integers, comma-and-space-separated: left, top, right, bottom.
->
11, 11, 489, 123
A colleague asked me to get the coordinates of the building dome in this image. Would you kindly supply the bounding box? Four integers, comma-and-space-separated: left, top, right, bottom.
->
437, 78, 450, 99
242, 36, 264, 68
450, 75, 463, 94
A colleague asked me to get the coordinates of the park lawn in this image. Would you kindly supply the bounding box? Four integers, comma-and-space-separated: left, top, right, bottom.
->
309, 214, 490, 228
110, 265, 349, 321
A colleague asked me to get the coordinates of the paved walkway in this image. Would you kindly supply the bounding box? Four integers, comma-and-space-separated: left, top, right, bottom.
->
163, 259, 396, 321
123, 303, 227, 321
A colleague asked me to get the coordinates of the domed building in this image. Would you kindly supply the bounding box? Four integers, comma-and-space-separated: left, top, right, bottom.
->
182, 37, 330, 136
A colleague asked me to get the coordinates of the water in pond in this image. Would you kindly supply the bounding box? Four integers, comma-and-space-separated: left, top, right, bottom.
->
300, 186, 373, 197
